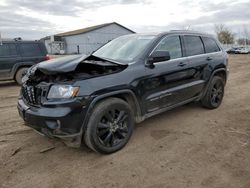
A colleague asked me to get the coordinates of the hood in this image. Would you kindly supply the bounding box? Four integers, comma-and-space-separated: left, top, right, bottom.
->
37, 55, 87, 75
36, 54, 124, 75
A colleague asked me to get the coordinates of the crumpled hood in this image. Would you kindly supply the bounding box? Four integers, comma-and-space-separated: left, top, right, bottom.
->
37, 55, 87, 75
35, 54, 124, 75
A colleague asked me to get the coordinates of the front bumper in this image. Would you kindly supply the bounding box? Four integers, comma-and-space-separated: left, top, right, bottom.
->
17, 98, 87, 147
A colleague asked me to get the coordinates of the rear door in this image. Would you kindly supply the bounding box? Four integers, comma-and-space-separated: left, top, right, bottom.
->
180, 35, 209, 100
0, 42, 21, 79
201, 36, 224, 68
20, 42, 46, 63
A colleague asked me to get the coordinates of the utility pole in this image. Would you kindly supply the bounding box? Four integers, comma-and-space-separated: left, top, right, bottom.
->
0, 32, 2, 45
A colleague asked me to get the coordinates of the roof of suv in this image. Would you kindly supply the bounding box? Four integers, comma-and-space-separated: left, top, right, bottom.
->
1, 39, 41, 43
132, 30, 214, 38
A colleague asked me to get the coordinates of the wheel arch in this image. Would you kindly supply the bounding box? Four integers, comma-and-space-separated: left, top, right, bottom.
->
11, 62, 35, 78
201, 68, 228, 99
81, 89, 142, 132
213, 69, 227, 84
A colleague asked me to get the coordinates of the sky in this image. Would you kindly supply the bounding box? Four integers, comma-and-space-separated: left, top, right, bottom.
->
0, 0, 249, 39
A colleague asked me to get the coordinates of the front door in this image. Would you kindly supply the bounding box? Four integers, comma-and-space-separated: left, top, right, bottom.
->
140, 34, 206, 114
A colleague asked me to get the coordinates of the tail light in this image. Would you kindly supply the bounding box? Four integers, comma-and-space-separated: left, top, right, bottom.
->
44, 54, 50, 61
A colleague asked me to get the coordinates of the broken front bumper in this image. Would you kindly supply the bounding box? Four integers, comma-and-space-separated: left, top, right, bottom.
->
17, 98, 87, 147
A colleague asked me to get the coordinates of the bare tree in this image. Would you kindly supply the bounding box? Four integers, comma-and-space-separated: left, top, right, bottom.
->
242, 24, 250, 46
214, 24, 235, 44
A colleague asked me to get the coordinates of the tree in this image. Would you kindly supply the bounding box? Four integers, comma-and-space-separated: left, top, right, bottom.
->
214, 24, 235, 44
241, 25, 250, 45
237, 38, 250, 45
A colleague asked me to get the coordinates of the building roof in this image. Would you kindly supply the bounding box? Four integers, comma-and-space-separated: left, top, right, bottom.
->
55, 22, 135, 37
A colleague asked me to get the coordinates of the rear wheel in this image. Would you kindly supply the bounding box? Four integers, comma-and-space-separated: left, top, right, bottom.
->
201, 76, 224, 109
15, 67, 29, 85
84, 98, 134, 154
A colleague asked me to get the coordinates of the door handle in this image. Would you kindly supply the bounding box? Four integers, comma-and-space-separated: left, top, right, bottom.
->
178, 62, 187, 67
206, 57, 213, 61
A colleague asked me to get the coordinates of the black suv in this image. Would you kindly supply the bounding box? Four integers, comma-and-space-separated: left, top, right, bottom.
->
0, 39, 49, 84
17, 31, 228, 154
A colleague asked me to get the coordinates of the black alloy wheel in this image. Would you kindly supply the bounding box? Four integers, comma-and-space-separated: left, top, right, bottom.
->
210, 81, 224, 107
201, 76, 225, 109
84, 98, 134, 154
97, 109, 129, 147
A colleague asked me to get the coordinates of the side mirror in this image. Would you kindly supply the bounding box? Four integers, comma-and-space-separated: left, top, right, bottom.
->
146, 51, 170, 68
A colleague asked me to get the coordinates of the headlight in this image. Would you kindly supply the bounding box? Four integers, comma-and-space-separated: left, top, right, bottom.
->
47, 85, 79, 99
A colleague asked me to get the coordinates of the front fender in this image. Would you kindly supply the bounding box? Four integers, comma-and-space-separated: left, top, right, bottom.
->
80, 89, 142, 132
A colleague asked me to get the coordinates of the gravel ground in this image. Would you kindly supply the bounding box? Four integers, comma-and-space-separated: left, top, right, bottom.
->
0, 55, 250, 188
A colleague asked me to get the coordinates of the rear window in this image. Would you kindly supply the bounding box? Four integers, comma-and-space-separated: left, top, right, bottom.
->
20, 43, 43, 56
202, 37, 220, 53
0, 43, 18, 57
184, 36, 204, 56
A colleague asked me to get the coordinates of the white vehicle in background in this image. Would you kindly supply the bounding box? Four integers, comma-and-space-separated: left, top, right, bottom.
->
235, 47, 250, 54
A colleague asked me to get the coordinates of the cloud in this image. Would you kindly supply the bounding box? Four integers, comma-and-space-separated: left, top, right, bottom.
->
133, 1, 250, 35
0, 0, 249, 39
5, 0, 150, 16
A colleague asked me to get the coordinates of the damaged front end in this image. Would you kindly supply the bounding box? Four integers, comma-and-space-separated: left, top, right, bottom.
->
18, 55, 127, 147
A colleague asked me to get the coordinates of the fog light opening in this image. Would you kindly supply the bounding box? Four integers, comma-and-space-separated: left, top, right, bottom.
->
46, 120, 60, 130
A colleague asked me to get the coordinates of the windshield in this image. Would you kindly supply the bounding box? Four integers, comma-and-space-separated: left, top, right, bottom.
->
93, 35, 156, 64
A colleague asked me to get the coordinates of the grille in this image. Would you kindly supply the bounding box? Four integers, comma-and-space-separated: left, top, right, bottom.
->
22, 84, 43, 105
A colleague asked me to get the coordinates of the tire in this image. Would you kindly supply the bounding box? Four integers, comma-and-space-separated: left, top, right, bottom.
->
84, 98, 134, 154
15, 67, 29, 85
201, 76, 225, 109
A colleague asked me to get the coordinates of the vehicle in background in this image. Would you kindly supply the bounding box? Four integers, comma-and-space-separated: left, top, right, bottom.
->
0, 38, 49, 85
226, 47, 242, 54
234, 47, 249, 54
18, 31, 228, 154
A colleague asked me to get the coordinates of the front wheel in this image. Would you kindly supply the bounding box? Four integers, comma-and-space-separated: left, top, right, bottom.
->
201, 76, 225, 109
84, 98, 134, 154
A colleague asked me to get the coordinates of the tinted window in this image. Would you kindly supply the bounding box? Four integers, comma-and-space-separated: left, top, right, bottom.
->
184, 36, 204, 56
0, 44, 10, 56
20, 43, 42, 56
202, 37, 220, 53
154, 36, 182, 59
0, 43, 18, 56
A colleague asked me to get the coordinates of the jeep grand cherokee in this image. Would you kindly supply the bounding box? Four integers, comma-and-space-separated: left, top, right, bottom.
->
17, 31, 228, 154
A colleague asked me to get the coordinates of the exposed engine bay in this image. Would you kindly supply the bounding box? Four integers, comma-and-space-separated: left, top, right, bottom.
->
24, 55, 127, 84
21, 55, 127, 105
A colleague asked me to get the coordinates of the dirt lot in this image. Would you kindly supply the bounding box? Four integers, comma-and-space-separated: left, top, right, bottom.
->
0, 55, 250, 188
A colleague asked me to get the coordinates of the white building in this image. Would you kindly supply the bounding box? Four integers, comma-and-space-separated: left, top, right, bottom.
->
41, 22, 135, 55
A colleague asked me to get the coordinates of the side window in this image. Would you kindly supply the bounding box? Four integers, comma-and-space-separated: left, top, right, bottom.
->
184, 36, 204, 56
0, 44, 10, 56
20, 43, 42, 56
154, 35, 182, 60
202, 37, 220, 53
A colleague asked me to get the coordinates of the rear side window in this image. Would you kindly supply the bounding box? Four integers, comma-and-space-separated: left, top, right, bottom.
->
0, 43, 18, 57
20, 43, 42, 56
184, 36, 204, 56
154, 35, 182, 59
202, 37, 220, 53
